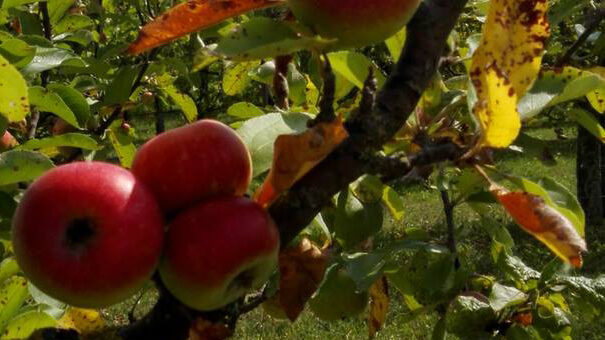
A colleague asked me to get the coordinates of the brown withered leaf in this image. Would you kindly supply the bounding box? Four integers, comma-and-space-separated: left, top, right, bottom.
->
128, 0, 285, 54
368, 276, 389, 339
189, 318, 233, 340
278, 238, 329, 321
492, 186, 587, 267
254, 117, 348, 207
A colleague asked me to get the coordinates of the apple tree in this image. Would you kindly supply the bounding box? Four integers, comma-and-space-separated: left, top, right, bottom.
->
1, 0, 605, 339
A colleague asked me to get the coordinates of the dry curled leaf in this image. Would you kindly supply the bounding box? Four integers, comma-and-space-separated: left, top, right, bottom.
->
189, 318, 233, 340
254, 117, 348, 207
492, 186, 586, 267
277, 238, 329, 321
57, 308, 105, 334
470, 0, 549, 148
128, 0, 285, 54
368, 276, 389, 339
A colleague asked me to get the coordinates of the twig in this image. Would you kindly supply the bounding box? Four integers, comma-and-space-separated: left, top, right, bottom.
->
155, 95, 165, 134
270, 0, 470, 247
556, 7, 605, 67
311, 56, 336, 126
28, 2, 52, 140
440, 189, 460, 269
273, 55, 292, 110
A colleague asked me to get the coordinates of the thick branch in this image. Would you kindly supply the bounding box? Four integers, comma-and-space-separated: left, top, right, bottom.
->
270, 0, 469, 247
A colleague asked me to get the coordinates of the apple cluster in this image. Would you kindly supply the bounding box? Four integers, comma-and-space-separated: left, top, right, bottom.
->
12, 120, 280, 311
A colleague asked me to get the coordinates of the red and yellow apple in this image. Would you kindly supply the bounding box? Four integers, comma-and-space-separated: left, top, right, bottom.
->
287, 0, 421, 48
0, 131, 18, 151
12, 162, 164, 308
159, 196, 279, 311
132, 119, 252, 213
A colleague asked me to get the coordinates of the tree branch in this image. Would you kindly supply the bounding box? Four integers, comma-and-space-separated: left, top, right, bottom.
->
270, 0, 470, 247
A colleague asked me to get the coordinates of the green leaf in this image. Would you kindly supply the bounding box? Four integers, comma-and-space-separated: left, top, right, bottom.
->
327, 51, 386, 89
382, 185, 405, 221
227, 102, 264, 119
212, 18, 332, 61
0, 276, 29, 335
569, 108, 605, 142
0, 311, 57, 339
333, 188, 383, 249
0, 258, 19, 285
519, 67, 605, 119
444, 294, 496, 338
106, 121, 136, 168
547, 0, 591, 26
0, 54, 29, 122
223, 61, 256, 96
156, 73, 197, 123
22, 47, 77, 74
18, 133, 99, 151
104, 66, 138, 105
557, 275, 605, 312
48, 0, 75, 24
385, 27, 406, 62
343, 241, 449, 292
0, 0, 38, 9
497, 251, 540, 284
237, 112, 310, 177
506, 325, 542, 340
0, 38, 35, 68
488, 283, 527, 312
0, 150, 54, 185
53, 14, 94, 35
28, 283, 66, 311
47, 84, 91, 126
28, 86, 80, 128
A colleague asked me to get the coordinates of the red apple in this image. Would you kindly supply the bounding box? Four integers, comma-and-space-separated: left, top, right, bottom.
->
159, 196, 279, 311
12, 162, 164, 308
287, 0, 421, 48
0, 131, 19, 151
132, 119, 252, 213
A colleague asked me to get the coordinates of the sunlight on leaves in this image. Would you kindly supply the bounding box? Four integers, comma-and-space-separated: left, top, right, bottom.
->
368, 276, 389, 339
57, 308, 105, 334
491, 186, 586, 267
470, 0, 549, 148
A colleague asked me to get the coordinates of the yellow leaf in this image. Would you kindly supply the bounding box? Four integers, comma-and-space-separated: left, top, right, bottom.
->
254, 118, 348, 207
57, 307, 105, 334
368, 276, 389, 339
470, 0, 549, 148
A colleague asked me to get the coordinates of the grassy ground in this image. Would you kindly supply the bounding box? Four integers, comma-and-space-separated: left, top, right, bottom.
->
103, 120, 605, 339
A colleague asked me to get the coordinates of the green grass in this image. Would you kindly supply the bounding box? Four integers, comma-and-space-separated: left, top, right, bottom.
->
103, 124, 605, 339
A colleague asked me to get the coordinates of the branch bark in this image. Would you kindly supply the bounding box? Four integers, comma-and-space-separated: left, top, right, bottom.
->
270, 0, 469, 247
